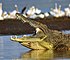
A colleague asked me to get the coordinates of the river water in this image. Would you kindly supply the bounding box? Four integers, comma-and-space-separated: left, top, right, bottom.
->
0, 35, 70, 60
0, 0, 70, 60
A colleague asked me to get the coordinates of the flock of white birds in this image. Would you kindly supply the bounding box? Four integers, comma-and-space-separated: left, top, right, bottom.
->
0, 3, 70, 20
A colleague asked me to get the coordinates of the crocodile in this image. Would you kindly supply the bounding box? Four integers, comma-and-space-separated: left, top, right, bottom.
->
11, 13, 70, 50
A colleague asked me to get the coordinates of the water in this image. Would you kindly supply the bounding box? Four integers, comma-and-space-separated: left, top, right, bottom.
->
0, 36, 70, 60
0, 0, 70, 60
0, 36, 29, 60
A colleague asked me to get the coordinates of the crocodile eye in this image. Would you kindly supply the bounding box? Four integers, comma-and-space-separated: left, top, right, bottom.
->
16, 13, 19, 16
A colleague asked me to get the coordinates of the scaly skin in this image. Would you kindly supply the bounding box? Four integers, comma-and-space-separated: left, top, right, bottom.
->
16, 13, 70, 50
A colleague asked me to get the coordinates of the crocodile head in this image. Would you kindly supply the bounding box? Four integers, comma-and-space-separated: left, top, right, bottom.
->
15, 13, 52, 36
16, 13, 27, 22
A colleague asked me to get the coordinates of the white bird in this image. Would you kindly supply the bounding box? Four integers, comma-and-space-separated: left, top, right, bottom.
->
0, 3, 4, 20
29, 14, 37, 19
50, 3, 65, 17
38, 13, 44, 18
35, 8, 41, 14
26, 6, 36, 16
64, 4, 70, 17
44, 12, 49, 17
9, 4, 19, 18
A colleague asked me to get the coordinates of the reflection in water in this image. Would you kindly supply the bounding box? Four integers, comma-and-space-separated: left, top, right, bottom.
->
54, 51, 70, 59
20, 50, 53, 60
14, 50, 70, 60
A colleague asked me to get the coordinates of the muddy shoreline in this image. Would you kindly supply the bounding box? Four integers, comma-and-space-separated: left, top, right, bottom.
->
0, 17, 70, 35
